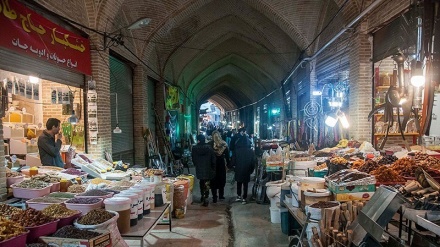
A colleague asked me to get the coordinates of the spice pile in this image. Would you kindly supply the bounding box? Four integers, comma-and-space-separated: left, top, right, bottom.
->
66, 198, 101, 204
14, 180, 51, 189
78, 189, 111, 197
77, 209, 114, 225
31, 174, 61, 183
0, 204, 23, 217
52, 225, 101, 239
10, 208, 55, 227
46, 192, 76, 198
27, 197, 68, 204
67, 184, 86, 193
0, 217, 26, 242
62, 168, 86, 176
41, 204, 79, 218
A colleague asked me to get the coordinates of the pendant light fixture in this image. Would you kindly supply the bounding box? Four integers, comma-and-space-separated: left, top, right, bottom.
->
68, 110, 78, 125
127, 17, 151, 30
112, 93, 122, 134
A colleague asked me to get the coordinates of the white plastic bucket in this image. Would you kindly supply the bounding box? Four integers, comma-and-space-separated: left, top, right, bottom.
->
270, 206, 281, 223
133, 184, 151, 214
103, 197, 131, 234
291, 183, 299, 207
114, 192, 138, 225
125, 188, 144, 220
299, 177, 325, 203
303, 189, 332, 207
270, 196, 280, 208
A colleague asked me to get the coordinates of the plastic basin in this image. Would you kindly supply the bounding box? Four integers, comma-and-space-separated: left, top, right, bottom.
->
74, 210, 119, 229
6, 176, 24, 187
50, 182, 61, 192
11, 184, 52, 199
26, 198, 68, 211
26, 219, 59, 243
64, 198, 104, 215
57, 211, 82, 228
74, 192, 113, 200
0, 230, 28, 246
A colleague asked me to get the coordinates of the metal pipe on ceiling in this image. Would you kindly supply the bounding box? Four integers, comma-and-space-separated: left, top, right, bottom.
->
281, 0, 385, 85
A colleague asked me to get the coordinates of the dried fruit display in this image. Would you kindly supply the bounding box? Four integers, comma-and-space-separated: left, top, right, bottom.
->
9, 208, 55, 227
371, 166, 406, 183
0, 217, 26, 242
350, 160, 365, 170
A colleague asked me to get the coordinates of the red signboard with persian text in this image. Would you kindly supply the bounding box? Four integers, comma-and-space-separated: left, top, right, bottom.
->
0, 0, 91, 75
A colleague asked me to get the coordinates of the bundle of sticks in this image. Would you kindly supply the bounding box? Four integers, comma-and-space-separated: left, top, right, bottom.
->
310, 201, 365, 247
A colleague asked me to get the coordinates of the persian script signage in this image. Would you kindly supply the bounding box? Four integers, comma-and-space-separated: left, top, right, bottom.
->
0, 0, 91, 75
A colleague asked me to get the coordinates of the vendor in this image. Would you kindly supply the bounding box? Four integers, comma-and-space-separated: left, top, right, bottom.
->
37, 118, 65, 167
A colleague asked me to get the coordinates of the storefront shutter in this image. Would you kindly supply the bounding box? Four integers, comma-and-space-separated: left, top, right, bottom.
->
373, 8, 418, 63
0, 49, 84, 87
147, 77, 156, 133
110, 56, 134, 164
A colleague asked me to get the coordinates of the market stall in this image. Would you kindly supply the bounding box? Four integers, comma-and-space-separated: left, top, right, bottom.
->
0, 158, 194, 246
260, 138, 440, 246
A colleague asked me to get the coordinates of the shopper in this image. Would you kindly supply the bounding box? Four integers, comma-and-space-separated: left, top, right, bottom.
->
37, 118, 65, 168
209, 130, 230, 203
192, 134, 216, 206
233, 128, 255, 204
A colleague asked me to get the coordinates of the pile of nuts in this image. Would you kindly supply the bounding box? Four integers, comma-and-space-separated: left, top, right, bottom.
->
67, 184, 86, 193
52, 225, 101, 239
330, 157, 348, 165
0, 204, 23, 217
415, 153, 440, 170
10, 208, 55, 227
0, 217, 26, 242
41, 204, 78, 218
14, 180, 50, 189
31, 174, 61, 183
77, 209, 114, 225
6, 171, 21, 177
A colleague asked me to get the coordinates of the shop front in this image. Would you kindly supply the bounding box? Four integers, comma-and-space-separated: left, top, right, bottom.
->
0, 0, 91, 166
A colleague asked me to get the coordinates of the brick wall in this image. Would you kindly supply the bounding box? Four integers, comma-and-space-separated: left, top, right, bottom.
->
133, 66, 149, 166
348, 21, 373, 142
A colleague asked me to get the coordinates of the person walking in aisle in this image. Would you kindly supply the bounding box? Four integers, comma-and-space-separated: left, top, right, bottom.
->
192, 134, 216, 206
233, 127, 255, 204
209, 130, 230, 203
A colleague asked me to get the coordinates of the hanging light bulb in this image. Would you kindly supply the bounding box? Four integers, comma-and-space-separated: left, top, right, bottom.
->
325, 114, 338, 127
29, 76, 40, 84
113, 124, 122, 134
337, 110, 350, 129
411, 61, 425, 87
68, 110, 78, 125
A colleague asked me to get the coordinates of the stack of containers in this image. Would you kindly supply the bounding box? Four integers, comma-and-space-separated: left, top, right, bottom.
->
104, 197, 131, 234
141, 181, 156, 210
114, 192, 138, 226
132, 184, 151, 215
124, 188, 144, 220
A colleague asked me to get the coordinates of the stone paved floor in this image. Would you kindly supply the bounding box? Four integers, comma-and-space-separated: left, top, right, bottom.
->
125, 169, 288, 247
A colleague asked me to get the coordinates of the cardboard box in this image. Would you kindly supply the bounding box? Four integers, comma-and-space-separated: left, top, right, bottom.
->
328, 181, 376, 194
40, 231, 111, 247
333, 192, 375, 201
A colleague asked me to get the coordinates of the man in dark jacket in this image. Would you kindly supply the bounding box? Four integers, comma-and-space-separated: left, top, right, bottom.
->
233, 129, 255, 205
192, 134, 216, 206
37, 118, 64, 167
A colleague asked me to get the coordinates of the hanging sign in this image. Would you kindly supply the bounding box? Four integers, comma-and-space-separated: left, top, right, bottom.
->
165, 85, 180, 110
0, 0, 92, 75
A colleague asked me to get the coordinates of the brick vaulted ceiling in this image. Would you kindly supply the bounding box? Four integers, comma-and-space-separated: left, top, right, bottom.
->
39, 0, 367, 111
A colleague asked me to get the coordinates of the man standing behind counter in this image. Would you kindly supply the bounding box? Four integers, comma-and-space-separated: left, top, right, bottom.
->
37, 118, 65, 168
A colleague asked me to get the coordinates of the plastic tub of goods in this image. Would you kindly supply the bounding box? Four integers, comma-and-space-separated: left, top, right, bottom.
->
6, 175, 24, 187
75, 189, 114, 200
26, 219, 59, 243
50, 182, 61, 192
46, 192, 77, 199
26, 197, 69, 211
11, 180, 52, 199
0, 230, 29, 246
74, 209, 119, 229
40, 204, 82, 228
64, 197, 104, 215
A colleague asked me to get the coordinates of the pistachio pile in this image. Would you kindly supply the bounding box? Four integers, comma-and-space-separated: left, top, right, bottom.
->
14, 180, 50, 189
31, 174, 61, 183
